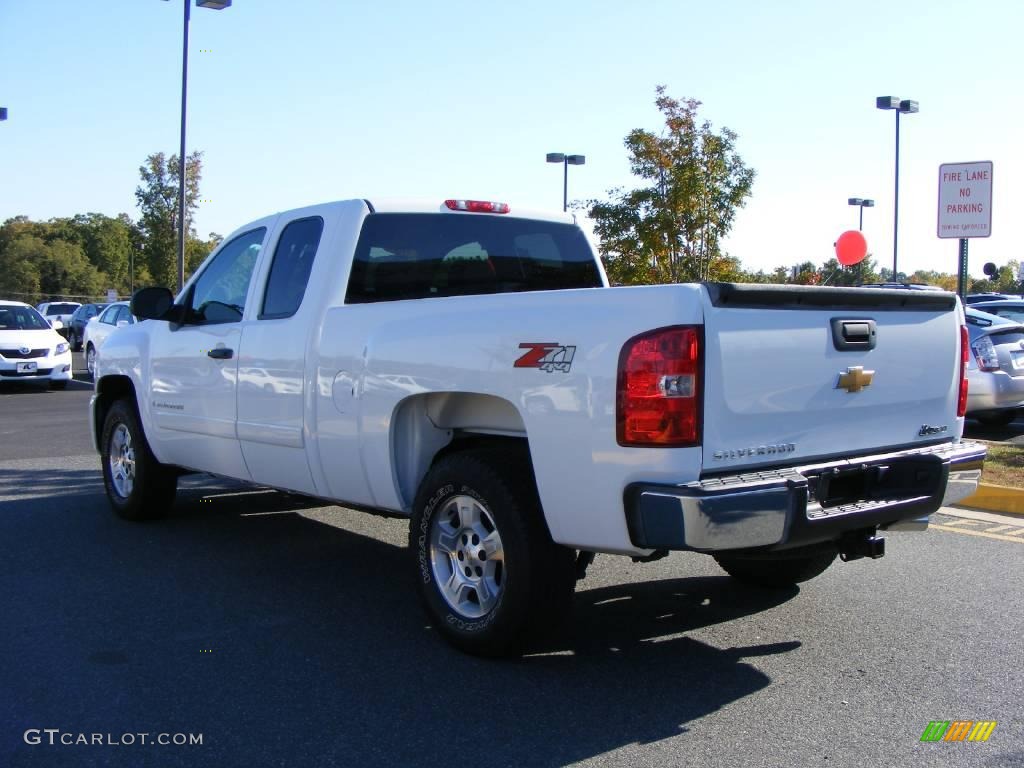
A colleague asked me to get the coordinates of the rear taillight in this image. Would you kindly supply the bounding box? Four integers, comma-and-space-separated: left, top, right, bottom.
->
617, 326, 701, 447
444, 199, 510, 214
958, 325, 969, 417
971, 335, 1000, 372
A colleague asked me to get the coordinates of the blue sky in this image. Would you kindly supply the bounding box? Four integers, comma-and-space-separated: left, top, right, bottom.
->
1, 0, 1020, 279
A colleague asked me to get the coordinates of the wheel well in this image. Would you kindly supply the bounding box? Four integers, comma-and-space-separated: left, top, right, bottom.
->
93, 375, 137, 445
390, 392, 533, 509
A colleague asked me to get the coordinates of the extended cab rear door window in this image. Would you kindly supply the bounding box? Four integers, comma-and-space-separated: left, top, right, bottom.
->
260, 216, 324, 319
187, 228, 266, 324
345, 214, 601, 303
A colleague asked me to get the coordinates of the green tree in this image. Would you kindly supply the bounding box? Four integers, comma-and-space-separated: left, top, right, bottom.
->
0, 234, 105, 301
46, 213, 140, 294
135, 151, 203, 288
587, 86, 755, 285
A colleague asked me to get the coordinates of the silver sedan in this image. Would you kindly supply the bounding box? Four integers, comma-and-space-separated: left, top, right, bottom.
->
965, 307, 1024, 426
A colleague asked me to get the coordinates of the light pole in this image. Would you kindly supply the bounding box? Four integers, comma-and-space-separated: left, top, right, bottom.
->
876, 96, 918, 279
546, 153, 585, 212
166, 0, 231, 294
847, 197, 875, 231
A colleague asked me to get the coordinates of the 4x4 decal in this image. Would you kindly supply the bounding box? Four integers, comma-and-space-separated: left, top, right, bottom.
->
514, 343, 576, 373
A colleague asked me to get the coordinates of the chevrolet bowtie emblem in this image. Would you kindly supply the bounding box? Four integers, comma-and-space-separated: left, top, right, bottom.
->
836, 366, 874, 393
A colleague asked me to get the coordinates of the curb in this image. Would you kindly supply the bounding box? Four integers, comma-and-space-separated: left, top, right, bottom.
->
957, 483, 1024, 517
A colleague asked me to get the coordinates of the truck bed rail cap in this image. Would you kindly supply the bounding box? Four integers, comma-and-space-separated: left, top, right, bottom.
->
704, 282, 957, 311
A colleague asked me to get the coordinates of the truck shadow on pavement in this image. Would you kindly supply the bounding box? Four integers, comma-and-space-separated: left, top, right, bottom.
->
3, 475, 802, 768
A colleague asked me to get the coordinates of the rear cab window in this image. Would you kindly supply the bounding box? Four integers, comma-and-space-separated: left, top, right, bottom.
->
345, 214, 602, 304
260, 217, 324, 319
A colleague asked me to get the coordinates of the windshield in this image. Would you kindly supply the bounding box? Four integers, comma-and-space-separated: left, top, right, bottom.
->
0, 306, 51, 331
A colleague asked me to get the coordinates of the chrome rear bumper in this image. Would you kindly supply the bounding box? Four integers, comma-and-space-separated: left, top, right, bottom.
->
624, 441, 987, 552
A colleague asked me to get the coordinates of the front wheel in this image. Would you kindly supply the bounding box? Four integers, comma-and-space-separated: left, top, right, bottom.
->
411, 449, 576, 657
85, 344, 97, 381
101, 399, 178, 521
714, 548, 838, 588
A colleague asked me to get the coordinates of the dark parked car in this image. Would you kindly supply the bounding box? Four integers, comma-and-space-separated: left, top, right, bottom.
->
66, 303, 107, 351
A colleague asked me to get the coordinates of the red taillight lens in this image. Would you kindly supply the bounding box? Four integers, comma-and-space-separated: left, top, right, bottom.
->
958, 324, 969, 417
617, 326, 702, 447
444, 199, 510, 214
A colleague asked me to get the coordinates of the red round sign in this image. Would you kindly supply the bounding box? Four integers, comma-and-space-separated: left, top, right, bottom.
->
835, 230, 868, 266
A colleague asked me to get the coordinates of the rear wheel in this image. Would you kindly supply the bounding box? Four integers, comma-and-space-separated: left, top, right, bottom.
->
70, 330, 81, 352
975, 410, 1019, 427
714, 548, 838, 588
411, 448, 576, 657
101, 399, 177, 521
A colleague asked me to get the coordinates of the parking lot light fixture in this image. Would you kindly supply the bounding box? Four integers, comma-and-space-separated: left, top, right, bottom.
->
876, 96, 918, 278
163, 0, 232, 294
848, 197, 875, 231
547, 152, 586, 212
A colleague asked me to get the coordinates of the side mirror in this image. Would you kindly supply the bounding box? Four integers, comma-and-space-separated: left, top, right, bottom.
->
131, 287, 175, 321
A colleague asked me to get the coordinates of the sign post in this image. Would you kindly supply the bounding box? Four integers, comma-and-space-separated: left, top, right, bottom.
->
937, 161, 993, 298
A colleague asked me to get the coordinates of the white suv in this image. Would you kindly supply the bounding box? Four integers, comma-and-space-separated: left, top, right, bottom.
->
0, 301, 73, 389
36, 301, 82, 337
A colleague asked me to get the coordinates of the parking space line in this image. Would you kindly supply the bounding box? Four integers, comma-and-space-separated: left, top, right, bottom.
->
936, 519, 981, 527
931, 523, 1024, 544
984, 525, 1016, 533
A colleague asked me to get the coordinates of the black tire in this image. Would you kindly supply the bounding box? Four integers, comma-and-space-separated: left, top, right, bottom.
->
85, 344, 97, 381
49, 380, 68, 391
714, 548, 838, 588
975, 410, 1018, 427
411, 448, 576, 657
70, 331, 81, 352
100, 399, 177, 521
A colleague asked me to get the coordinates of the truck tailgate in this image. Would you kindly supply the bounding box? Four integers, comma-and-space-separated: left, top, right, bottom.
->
700, 284, 962, 471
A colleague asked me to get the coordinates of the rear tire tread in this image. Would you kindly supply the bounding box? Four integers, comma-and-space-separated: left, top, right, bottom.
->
411, 447, 575, 657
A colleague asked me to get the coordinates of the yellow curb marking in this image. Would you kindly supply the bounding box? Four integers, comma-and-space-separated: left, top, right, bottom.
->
1007, 528, 1024, 537
931, 524, 1024, 544
984, 525, 1016, 533
937, 519, 981, 527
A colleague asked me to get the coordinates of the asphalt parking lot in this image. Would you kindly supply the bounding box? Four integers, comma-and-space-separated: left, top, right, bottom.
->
1, 354, 1022, 767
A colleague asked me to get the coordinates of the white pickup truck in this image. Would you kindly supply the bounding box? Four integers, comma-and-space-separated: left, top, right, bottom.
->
91, 197, 985, 656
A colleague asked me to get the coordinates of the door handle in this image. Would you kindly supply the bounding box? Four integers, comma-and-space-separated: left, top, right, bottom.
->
207, 347, 234, 360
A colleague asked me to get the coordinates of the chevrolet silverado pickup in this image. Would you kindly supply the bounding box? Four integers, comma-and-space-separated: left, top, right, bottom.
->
90, 198, 985, 656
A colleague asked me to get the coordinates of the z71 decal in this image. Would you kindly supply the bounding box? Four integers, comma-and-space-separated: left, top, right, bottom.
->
514, 343, 576, 373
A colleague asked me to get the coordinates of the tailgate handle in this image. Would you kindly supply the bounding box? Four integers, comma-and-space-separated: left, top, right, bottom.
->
831, 318, 876, 351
